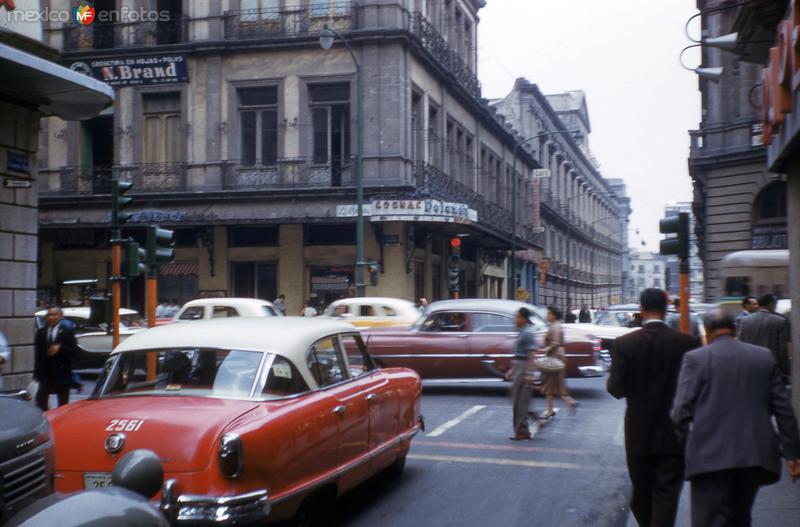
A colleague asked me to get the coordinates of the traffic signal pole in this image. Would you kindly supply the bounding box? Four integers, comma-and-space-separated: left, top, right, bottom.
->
679, 258, 690, 334
111, 242, 121, 349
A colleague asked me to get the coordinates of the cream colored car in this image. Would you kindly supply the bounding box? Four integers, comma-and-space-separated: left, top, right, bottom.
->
323, 297, 421, 328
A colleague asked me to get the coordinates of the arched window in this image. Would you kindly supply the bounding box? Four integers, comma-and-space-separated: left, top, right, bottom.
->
753, 181, 787, 222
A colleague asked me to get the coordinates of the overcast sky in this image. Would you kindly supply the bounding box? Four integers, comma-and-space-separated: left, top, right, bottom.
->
478, 0, 700, 252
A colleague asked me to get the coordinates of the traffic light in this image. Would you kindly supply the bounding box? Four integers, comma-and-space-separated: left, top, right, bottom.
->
111, 180, 134, 229
88, 296, 111, 326
367, 262, 380, 287
447, 263, 460, 292
659, 212, 689, 259
146, 225, 175, 276
450, 236, 461, 258
122, 241, 146, 277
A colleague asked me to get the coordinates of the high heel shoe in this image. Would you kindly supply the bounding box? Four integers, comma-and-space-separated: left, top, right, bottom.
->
539, 411, 555, 420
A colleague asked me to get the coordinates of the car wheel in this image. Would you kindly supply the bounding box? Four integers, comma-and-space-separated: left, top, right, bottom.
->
384, 454, 407, 479
294, 490, 335, 527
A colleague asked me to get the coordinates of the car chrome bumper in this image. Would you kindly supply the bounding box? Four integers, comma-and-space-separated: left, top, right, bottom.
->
577, 365, 606, 377
161, 479, 270, 525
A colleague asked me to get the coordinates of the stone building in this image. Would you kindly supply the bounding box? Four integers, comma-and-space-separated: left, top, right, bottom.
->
689, 0, 786, 302
36, 0, 550, 314
628, 250, 668, 301
492, 79, 627, 310
0, 13, 113, 390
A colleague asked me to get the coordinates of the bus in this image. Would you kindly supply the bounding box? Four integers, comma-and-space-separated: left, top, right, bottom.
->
720, 249, 790, 314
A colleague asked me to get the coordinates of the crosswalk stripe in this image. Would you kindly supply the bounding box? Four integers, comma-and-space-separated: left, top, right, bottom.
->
426, 405, 486, 437
408, 453, 591, 470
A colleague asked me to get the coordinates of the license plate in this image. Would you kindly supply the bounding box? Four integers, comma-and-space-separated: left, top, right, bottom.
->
83, 472, 113, 489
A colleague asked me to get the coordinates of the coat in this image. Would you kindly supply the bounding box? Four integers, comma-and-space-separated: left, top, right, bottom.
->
34, 322, 77, 386
737, 309, 790, 381
671, 336, 800, 482
607, 321, 701, 456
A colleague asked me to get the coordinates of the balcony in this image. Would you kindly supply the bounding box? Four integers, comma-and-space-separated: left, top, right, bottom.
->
223, 2, 355, 41
222, 158, 353, 189
63, 18, 188, 51
41, 164, 187, 195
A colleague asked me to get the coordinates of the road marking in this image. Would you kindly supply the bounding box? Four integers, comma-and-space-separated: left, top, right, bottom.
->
408, 453, 590, 470
426, 405, 486, 437
414, 440, 589, 455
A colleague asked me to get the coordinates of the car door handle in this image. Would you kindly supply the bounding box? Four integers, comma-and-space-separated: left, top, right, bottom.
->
366, 393, 377, 403
457, 334, 468, 338
332, 405, 346, 415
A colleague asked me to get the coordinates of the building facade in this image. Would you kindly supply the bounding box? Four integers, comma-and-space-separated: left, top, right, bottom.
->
663, 202, 704, 300
689, 0, 787, 302
37, 0, 554, 315
628, 250, 668, 301
492, 79, 627, 310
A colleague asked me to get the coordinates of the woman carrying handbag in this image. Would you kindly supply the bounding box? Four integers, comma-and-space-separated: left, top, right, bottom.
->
538, 306, 577, 419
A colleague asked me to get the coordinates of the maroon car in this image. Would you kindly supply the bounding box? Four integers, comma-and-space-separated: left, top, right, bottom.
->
360, 299, 605, 380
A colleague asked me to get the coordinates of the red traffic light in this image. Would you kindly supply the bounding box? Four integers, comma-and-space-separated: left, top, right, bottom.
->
450, 237, 462, 248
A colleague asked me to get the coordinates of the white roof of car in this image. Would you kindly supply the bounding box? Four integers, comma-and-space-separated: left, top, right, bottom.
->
35, 307, 138, 318
180, 298, 275, 308
115, 317, 358, 363
328, 297, 417, 308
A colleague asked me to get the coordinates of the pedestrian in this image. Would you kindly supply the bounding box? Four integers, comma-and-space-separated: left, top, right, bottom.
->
155, 299, 168, 318
507, 307, 537, 441
417, 297, 429, 309
565, 311, 577, 323
539, 305, 576, 419
671, 308, 800, 527
166, 299, 180, 318
301, 300, 317, 317
734, 295, 759, 331
578, 304, 592, 323
738, 293, 791, 385
607, 288, 701, 527
666, 298, 704, 341
34, 305, 78, 411
274, 294, 287, 315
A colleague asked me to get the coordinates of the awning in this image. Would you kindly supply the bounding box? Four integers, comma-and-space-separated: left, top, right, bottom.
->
159, 262, 199, 276
0, 42, 114, 120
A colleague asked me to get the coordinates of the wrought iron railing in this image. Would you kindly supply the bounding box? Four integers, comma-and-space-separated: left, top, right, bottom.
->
411, 13, 481, 100
40, 164, 188, 195
224, 2, 354, 40
222, 158, 353, 189
63, 17, 188, 51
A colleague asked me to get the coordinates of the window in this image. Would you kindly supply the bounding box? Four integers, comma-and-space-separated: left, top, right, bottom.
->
230, 261, 277, 301
358, 305, 376, 316
654, 265, 660, 273
240, 0, 280, 20
212, 306, 239, 318
309, 83, 351, 186
383, 306, 397, 316
638, 265, 645, 273
420, 312, 467, 332
143, 93, 181, 164
228, 226, 279, 247
238, 87, 278, 166
179, 306, 204, 320
754, 181, 787, 221
305, 224, 356, 245
472, 313, 515, 333
307, 337, 347, 387
262, 355, 308, 397
339, 334, 375, 376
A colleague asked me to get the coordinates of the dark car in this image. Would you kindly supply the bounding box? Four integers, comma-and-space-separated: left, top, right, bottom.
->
360, 299, 605, 380
0, 397, 55, 523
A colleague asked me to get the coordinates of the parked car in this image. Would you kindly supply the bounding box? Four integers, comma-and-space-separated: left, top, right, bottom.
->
45, 317, 423, 525
322, 297, 421, 328
568, 304, 638, 353
171, 297, 282, 322
360, 299, 605, 380
0, 397, 55, 524
34, 307, 147, 369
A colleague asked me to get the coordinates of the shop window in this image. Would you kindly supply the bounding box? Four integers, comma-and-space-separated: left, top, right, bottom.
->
228, 226, 279, 247
309, 83, 351, 186
238, 86, 278, 167
143, 92, 182, 164
753, 181, 787, 221
305, 224, 356, 245
230, 261, 277, 301
174, 228, 198, 248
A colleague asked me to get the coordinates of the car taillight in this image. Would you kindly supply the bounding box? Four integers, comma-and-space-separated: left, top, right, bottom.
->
592, 338, 602, 352
218, 433, 243, 479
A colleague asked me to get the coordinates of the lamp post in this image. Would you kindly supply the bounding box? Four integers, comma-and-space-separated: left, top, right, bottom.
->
509, 130, 579, 300
321, 24, 366, 296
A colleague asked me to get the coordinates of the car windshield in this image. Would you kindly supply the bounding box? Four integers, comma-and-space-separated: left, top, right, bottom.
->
94, 348, 266, 399
594, 311, 631, 327
120, 313, 147, 329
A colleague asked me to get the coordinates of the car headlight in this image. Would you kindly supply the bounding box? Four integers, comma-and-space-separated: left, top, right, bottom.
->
218, 433, 243, 479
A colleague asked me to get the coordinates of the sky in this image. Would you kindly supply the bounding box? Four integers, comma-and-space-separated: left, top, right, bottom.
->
477, 0, 700, 252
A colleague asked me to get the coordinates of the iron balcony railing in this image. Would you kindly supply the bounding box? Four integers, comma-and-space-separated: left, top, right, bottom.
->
222, 158, 353, 189
63, 17, 188, 51
223, 2, 355, 40
40, 164, 188, 195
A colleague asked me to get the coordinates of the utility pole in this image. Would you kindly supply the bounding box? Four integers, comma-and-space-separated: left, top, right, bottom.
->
110, 180, 134, 349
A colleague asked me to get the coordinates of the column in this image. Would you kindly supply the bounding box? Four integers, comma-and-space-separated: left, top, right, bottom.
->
278, 224, 305, 315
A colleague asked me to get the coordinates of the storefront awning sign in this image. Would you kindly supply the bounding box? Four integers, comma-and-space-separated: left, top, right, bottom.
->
336, 199, 478, 223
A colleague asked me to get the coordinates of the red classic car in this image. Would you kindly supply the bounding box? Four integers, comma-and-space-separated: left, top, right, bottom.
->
360, 299, 605, 379
45, 318, 423, 525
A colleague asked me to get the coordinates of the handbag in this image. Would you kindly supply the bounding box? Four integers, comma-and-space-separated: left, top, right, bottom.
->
534, 354, 565, 373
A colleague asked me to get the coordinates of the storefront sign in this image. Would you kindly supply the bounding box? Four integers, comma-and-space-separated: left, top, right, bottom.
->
337, 199, 477, 223
760, 3, 800, 145
6, 150, 30, 174
382, 234, 401, 246
70, 54, 188, 87
752, 224, 788, 250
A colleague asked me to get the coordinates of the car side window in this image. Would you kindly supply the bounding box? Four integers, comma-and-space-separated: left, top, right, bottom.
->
472, 313, 515, 333
338, 334, 376, 376
420, 312, 467, 332
212, 306, 239, 318
263, 355, 309, 397
359, 305, 375, 316
383, 306, 397, 316
179, 306, 204, 320
306, 337, 348, 387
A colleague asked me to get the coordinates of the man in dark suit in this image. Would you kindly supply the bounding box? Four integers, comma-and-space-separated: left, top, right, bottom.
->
607, 288, 701, 527
34, 305, 77, 411
738, 293, 790, 385
672, 309, 800, 526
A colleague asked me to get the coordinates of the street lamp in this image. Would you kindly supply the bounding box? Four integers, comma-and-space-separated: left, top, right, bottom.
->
508, 130, 579, 300
320, 24, 366, 296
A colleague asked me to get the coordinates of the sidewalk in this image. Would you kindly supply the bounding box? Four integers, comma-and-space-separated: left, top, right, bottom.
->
626, 474, 799, 527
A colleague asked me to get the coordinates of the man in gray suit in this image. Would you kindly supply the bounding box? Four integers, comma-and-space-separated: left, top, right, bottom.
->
672, 309, 800, 527
738, 293, 791, 385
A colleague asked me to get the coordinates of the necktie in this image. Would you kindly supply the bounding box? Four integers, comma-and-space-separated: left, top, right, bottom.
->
49, 326, 57, 345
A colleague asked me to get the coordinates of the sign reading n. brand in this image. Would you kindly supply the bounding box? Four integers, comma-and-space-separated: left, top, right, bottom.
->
70, 55, 188, 87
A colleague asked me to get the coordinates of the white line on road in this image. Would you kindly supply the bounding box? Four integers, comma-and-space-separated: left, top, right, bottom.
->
613, 417, 625, 446
408, 453, 592, 471
426, 405, 486, 437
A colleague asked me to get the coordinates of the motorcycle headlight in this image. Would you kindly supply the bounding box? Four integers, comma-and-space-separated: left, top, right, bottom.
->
218, 433, 243, 479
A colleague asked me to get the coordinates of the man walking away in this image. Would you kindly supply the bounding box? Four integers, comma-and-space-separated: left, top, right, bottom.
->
672, 309, 800, 527
735, 295, 758, 331
738, 293, 791, 385
34, 305, 78, 411
666, 298, 704, 341
607, 289, 701, 527
508, 307, 537, 441
274, 294, 287, 315
578, 304, 592, 323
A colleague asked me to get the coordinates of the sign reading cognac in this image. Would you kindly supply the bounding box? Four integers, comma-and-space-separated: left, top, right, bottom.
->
70, 54, 188, 87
